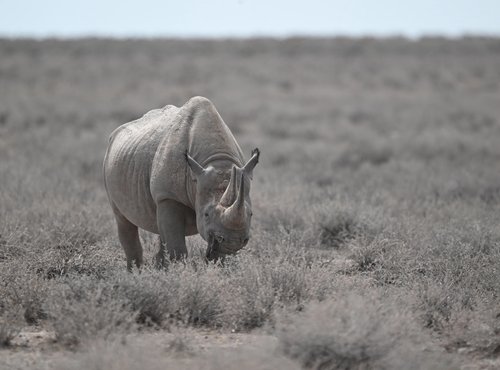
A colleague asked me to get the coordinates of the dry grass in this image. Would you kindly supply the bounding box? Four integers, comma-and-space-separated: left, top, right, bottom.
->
1, 37, 500, 368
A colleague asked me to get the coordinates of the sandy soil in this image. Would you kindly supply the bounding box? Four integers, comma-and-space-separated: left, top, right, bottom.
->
1, 327, 279, 370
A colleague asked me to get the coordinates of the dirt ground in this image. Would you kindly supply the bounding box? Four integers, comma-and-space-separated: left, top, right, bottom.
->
2, 328, 280, 370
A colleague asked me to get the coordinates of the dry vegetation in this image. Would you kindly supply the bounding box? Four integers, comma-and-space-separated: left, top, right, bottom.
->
1, 37, 500, 369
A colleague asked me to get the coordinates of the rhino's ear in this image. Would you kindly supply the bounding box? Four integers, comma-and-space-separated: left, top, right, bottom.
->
242, 148, 260, 180
185, 151, 205, 177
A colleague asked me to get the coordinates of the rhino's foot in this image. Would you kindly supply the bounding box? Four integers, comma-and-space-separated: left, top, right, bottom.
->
126, 257, 143, 272
154, 251, 166, 269
155, 250, 187, 269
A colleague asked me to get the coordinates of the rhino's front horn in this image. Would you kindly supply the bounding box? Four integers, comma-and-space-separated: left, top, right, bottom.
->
220, 166, 238, 207
221, 172, 247, 229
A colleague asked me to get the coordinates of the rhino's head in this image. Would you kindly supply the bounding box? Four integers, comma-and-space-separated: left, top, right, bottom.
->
186, 149, 260, 260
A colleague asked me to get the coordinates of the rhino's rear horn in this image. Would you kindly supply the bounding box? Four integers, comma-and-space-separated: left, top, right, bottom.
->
220, 166, 238, 207
242, 148, 260, 179
221, 172, 247, 228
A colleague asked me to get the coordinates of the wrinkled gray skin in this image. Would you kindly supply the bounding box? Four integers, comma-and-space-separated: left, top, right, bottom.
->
103, 96, 259, 270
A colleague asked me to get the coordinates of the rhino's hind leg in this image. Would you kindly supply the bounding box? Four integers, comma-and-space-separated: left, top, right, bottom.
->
112, 204, 143, 271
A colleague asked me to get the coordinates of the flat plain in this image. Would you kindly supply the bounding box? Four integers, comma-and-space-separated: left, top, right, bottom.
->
1, 37, 500, 369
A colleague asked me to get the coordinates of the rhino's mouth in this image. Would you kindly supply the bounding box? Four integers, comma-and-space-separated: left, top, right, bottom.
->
206, 233, 219, 261
206, 233, 238, 261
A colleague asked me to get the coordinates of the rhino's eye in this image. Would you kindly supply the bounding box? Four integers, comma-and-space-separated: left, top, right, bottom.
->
204, 212, 209, 218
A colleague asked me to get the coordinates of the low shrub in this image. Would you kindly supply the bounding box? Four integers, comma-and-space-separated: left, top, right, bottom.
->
44, 276, 136, 346
277, 293, 456, 370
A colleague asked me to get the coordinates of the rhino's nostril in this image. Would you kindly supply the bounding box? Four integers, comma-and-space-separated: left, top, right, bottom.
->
243, 238, 249, 246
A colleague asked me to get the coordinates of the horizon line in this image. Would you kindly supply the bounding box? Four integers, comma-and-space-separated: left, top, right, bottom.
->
1, 31, 500, 41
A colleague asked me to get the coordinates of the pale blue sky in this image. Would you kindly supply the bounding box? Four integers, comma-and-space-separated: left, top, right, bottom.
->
1, 0, 499, 38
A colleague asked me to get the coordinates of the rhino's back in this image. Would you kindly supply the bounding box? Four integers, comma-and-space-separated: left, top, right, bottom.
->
149, 96, 245, 206
104, 105, 179, 232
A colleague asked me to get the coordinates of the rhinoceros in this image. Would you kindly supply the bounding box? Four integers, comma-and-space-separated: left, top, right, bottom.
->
103, 96, 259, 270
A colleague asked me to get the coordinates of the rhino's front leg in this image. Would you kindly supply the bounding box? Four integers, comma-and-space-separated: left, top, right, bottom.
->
156, 199, 188, 267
